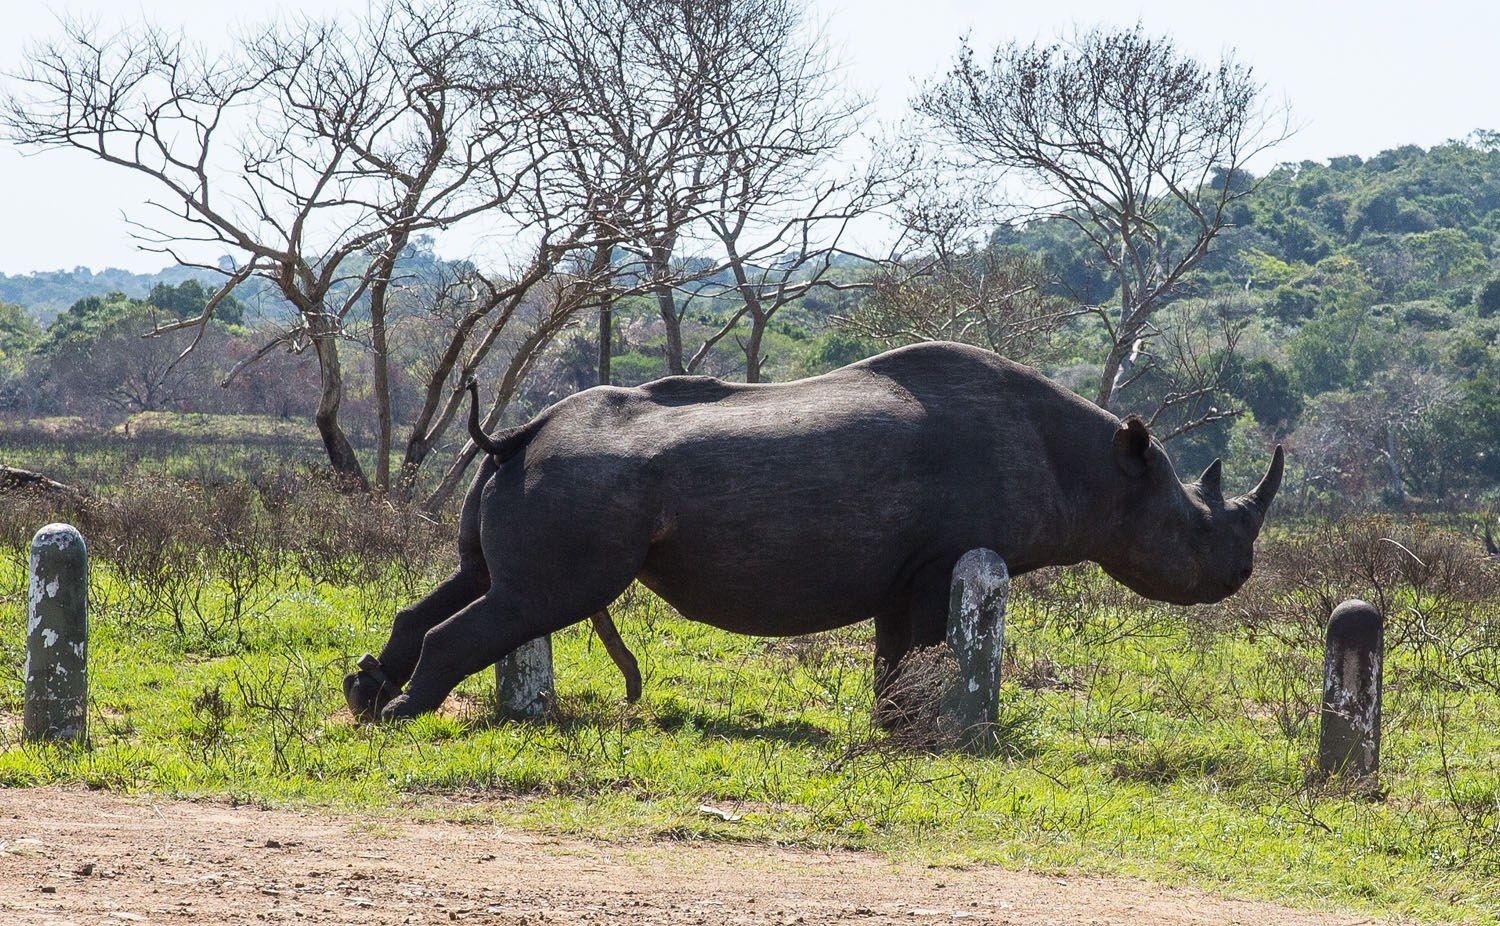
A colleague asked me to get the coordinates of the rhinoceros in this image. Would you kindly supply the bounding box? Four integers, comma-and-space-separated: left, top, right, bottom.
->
345, 341, 1283, 722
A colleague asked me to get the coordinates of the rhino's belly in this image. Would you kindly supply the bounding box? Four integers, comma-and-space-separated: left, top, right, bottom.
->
634, 510, 921, 635
634, 564, 886, 636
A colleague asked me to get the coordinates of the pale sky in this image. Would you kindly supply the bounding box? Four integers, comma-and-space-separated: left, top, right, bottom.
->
0, 0, 1494, 275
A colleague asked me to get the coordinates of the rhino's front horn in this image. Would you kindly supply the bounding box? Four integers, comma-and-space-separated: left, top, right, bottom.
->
1245, 445, 1285, 518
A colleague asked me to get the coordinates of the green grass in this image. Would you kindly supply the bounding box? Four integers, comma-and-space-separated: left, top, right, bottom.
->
2, 553, 1498, 924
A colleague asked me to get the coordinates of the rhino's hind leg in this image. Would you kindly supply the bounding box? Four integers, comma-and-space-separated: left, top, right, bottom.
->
383, 571, 640, 720
380, 450, 656, 721
344, 567, 489, 721
382, 568, 491, 684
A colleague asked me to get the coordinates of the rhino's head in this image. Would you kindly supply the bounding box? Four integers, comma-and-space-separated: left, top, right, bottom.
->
1099, 416, 1283, 605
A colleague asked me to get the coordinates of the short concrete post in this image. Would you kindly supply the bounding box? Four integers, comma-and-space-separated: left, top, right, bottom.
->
23, 523, 88, 744
939, 548, 1008, 749
1318, 599, 1383, 783
496, 635, 554, 720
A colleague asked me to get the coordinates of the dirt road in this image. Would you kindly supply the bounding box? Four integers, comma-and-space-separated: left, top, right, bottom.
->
0, 788, 1385, 925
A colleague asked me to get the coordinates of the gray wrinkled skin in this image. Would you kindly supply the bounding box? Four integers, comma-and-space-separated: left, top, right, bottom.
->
354, 342, 1283, 721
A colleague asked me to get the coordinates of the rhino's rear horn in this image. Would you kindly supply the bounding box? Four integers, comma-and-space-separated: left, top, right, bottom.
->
1245, 445, 1285, 516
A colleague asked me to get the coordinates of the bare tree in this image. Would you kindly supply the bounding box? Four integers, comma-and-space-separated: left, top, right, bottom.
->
1295, 365, 1456, 505
687, 0, 880, 382
48, 305, 219, 415
838, 248, 1065, 363
835, 170, 1074, 365
505, 0, 881, 383
1115, 296, 1248, 441
914, 25, 1288, 414
4, 1, 595, 495
499, 0, 713, 377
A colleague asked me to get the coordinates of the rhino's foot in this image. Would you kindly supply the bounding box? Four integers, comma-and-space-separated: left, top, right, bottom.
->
378, 692, 427, 722
343, 654, 402, 723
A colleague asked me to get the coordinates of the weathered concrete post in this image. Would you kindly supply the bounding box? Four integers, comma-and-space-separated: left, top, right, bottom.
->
1318, 599, 1383, 783
23, 523, 88, 745
496, 635, 554, 720
939, 548, 1008, 749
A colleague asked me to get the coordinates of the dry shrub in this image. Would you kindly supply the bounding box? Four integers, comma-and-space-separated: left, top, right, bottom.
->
1211, 516, 1500, 707
1215, 516, 1500, 647
267, 469, 437, 589
1014, 564, 1178, 645
872, 644, 960, 750
0, 487, 85, 551
0, 467, 450, 651
850, 645, 1037, 759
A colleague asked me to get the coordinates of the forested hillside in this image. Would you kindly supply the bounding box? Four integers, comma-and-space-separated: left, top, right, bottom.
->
983, 135, 1500, 509
0, 265, 212, 321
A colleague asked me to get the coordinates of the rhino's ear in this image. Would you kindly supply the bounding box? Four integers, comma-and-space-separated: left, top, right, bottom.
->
1112, 416, 1151, 478
1199, 458, 1223, 500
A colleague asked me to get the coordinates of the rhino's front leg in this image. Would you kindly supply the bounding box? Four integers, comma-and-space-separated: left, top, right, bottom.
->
344, 567, 488, 721
872, 610, 913, 730
873, 563, 953, 730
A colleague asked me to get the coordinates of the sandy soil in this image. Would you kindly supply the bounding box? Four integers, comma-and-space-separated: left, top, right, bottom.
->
0, 787, 1390, 925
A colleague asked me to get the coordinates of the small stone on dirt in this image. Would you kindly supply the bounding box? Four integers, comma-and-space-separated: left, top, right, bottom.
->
696, 804, 743, 822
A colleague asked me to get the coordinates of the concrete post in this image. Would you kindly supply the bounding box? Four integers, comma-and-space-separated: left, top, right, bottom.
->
939, 548, 1008, 749
23, 523, 88, 744
496, 635, 554, 720
1318, 599, 1383, 782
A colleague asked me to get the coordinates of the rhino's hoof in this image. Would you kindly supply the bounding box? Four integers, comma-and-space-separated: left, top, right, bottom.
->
378, 693, 421, 722
343, 668, 399, 723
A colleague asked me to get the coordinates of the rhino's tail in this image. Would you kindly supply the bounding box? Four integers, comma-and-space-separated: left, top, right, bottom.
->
590, 608, 642, 703
463, 378, 541, 462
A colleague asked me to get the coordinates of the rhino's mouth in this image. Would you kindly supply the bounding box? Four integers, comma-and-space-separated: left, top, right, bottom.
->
1102, 562, 1230, 606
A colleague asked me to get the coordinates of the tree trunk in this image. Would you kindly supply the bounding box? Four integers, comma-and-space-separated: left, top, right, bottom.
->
599, 298, 613, 386
1095, 310, 1143, 412
655, 282, 684, 375
366, 232, 409, 498
592, 239, 614, 386
646, 243, 685, 376
1383, 425, 1405, 503
393, 311, 491, 504
310, 315, 370, 492
1096, 285, 1145, 412
744, 311, 767, 383
370, 294, 393, 496
1095, 345, 1126, 411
